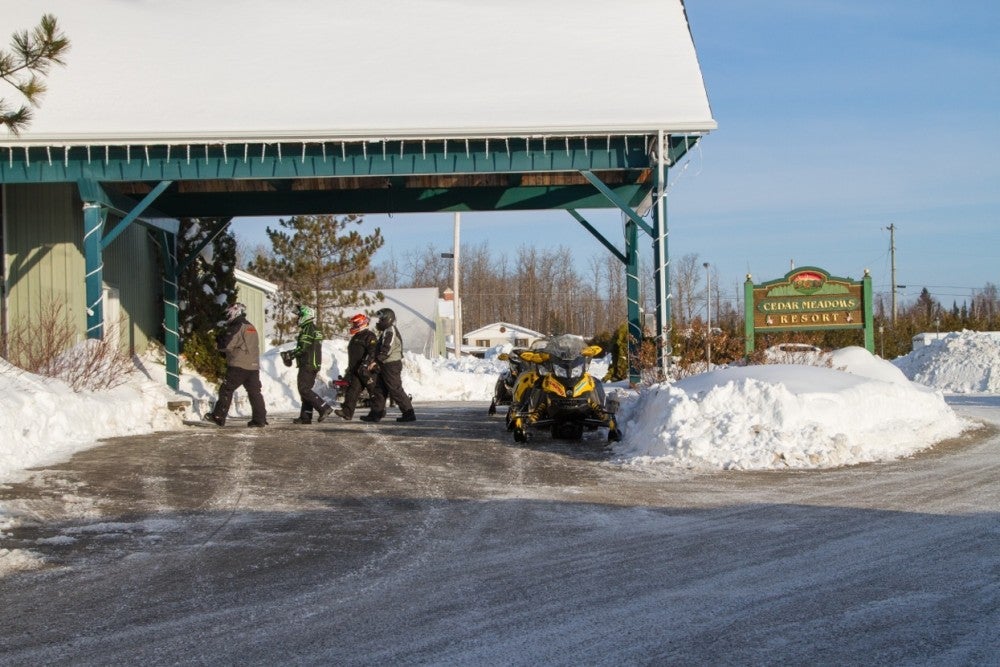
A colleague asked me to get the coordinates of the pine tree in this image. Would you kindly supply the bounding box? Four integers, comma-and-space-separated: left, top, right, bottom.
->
177, 218, 238, 383
247, 214, 384, 340
1, 14, 70, 134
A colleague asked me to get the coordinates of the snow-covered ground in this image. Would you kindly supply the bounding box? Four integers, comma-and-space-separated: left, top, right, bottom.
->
3, 332, 999, 483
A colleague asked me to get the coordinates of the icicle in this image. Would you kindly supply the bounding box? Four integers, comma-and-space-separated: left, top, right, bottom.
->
46, 146, 52, 166
422, 140, 426, 160
341, 142, 346, 160
485, 138, 490, 159
222, 144, 228, 164
166, 144, 171, 163
322, 143, 327, 162
505, 138, 510, 157
401, 140, 406, 159
363, 143, 367, 160
542, 136, 547, 157
584, 137, 589, 157
186, 145, 191, 165
204, 144, 209, 165
126, 145, 131, 164
260, 144, 266, 163
565, 137, 570, 156
87, 145, 92, 164
465, 139, 469, 159
624, 135, 629, 153
105, 145, 110, 165
301, 142, 307, 163
145, 145, 150, 166
382, 140, 387, 161
243, 143, 248, 163
607, 135, 611, 153
277, 144, 282, 161
443, 139, 447, 160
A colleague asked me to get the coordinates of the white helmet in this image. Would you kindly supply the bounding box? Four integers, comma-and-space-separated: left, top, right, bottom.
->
225, 302, 246, 322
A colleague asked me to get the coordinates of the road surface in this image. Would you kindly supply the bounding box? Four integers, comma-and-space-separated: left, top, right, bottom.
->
1, 399, 997, 665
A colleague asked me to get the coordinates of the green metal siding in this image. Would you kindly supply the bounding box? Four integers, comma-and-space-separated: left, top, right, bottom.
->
4, 183, 163, 357
4, 183, 87, 342
103, 221, 162, 354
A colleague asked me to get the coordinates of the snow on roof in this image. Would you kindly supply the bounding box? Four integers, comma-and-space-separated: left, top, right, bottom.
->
234, 268, 278, 294
4, 0, 715, 146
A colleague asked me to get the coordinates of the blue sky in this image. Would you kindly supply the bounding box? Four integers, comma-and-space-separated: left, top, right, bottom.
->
234, 1, 1000, 309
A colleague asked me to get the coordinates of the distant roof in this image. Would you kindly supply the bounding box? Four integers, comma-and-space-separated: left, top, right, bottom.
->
234, 268, 278, 294
4, 0, 714, 147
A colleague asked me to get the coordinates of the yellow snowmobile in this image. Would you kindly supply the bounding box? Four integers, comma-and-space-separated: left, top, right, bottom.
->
509, 334, 622, 443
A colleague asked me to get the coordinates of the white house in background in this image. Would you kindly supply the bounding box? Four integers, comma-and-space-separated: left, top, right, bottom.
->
460, 322, 546, 357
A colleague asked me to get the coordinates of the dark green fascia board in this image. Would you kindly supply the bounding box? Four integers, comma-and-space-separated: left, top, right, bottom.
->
567, 209, 626, 264
0, 136, 663, 184
579, 170, 654, 236
134, 182, 650, 218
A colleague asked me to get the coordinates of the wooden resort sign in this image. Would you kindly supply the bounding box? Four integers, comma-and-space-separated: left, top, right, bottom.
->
743, 266, 874, 353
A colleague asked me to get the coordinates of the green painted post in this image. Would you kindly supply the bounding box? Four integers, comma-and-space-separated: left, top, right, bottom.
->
863, 269, 875, 353
744, 275, 755, 355
652, 195, 670, 377
82, 202, 107, 339
625, 219, 642, 384
159, 230, 181, 390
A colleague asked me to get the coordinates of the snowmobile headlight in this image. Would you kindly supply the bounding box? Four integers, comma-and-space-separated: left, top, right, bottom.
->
565, 361, 585, 379
554, 365, 569, 378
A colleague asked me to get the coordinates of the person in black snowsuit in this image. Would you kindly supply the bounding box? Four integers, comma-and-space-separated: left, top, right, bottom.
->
361, 308, 416, 422
334, 313, 378, 421
282, 305, 333, 424
204, 303, 268, 427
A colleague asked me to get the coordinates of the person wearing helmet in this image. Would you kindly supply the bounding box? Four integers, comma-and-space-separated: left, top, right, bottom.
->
286, 305, 333, 424
334, 313, 378, 420
203, 302, 268, 427
361, 307, 416, 422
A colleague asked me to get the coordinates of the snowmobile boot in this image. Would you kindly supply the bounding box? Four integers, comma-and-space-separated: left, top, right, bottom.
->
396, 410, 416, 423
360, 411, 385, 423
334, 408, 353, 421
293, 407, 313, 424
203, 413, 225, 427
316, 404, 334, 422
247, 420, 268, 428
292, 417, 312, 424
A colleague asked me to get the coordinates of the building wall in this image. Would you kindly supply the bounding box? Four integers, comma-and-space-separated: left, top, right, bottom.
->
235, 282, 270, 353
3, 183, 162, 357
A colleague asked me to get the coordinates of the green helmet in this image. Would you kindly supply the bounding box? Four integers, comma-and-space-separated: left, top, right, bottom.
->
298, 305, 315, 326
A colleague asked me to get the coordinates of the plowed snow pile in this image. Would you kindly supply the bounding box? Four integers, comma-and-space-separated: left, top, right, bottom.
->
891, 331, 1000, 393
614, 347, 969, 470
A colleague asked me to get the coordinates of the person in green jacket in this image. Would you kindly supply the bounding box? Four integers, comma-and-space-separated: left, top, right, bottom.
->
282, 305, 333, 424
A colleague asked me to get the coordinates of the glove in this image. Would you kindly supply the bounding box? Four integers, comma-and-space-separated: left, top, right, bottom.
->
280, 350, 294, 367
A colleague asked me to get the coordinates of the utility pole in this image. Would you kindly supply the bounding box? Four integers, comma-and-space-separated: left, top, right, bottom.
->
888, 223, 897, 325
453, 212, 462, 359
703, 262, 711, 371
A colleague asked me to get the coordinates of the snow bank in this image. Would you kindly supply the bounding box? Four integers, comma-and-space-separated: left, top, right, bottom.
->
614, 347, 969, 470
892, 330, 1000, 393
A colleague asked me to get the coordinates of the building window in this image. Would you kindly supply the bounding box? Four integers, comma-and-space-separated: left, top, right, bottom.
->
514, 338, 529, 347
476, 339, 490, 347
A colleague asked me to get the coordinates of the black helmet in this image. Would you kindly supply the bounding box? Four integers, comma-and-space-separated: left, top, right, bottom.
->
375, 308, 396, 331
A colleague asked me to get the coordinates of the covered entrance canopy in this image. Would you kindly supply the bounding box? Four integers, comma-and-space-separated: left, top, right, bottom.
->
1, 0, 715, 387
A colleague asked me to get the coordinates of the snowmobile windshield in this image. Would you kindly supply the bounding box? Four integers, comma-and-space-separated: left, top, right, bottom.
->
543, 334, 587, 362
